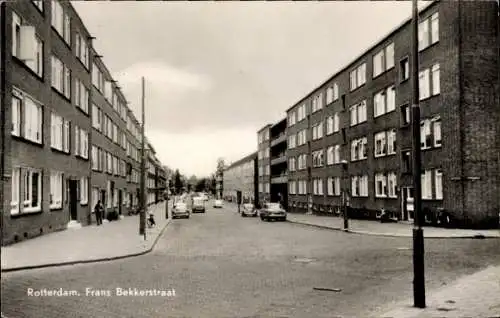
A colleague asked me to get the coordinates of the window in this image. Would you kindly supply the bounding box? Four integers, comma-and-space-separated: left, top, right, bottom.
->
374, 129, 396, 157
289, 181, 296, 195
74, 126, 89, 159
351, 175, 368, 197
402, 150, 411, 173
421, 170, 432, 200
351, 137, 367, 161
388, 172, 397, 198
401, 104, 410, 126
10, 168, 20, 214
419, 64, 440, 100
49, 171, 63, 209
297, 104, 306, 121
11, 89, 43, 144
289, 157, 296, 171
91, 145, 98, 171
350, 63, 366, 91
75, 78, 89, 113
50, 112, 70, 153
419, 12, 439, 51
75, 32, 90, 68
298, 154, 307, 170
297, 129, 307, 146
326, 86, 333, 104
375, 173, 388, 198
433, 117, 441, 147
327, 177, 341, 196
373, 42, 394, 77
326, 146, 334, 165
12, 12, 44, 77
288, 111, 296, 127
313, 178, 323, 195
400, 57, 409, 81
311, 93, 323, 113
435, 169, 443, 200
374, 86, 396, 117
350, 100, 367, 126
11, 168, 42, 214
107, 153, 112, 174
113, 125, 118, 143
312, 122, 323, 140
92, 63, 105, 92
312, 150, 324, 167
431, 64, 440, 95
334, 145, 341, 164
51, 0, 70, 44
288, 134, 296, 149
51, 55, 71, 98
420, 119, 433, 149
92, 104, 101, 131
374, 131, 387, 157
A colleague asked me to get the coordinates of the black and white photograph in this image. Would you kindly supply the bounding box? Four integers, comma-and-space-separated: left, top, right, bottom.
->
1, 0, 499, 317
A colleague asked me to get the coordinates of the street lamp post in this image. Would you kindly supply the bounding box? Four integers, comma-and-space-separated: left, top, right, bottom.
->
139, 77, 146, 240
411, 0, 426, 308
341, 160, 349, 230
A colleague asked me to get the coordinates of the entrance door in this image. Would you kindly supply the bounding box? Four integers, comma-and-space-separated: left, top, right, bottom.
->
118, 190, 123, 215
69, 180, 78, 221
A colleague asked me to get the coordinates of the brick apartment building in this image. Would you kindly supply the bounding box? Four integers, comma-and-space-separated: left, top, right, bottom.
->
0, 0, 166, 245
284, 1, 499, 229
257, 125, 271, 204
222, 152, 258, 204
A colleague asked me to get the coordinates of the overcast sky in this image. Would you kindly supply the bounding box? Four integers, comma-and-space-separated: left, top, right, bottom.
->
72, 1, 427, 178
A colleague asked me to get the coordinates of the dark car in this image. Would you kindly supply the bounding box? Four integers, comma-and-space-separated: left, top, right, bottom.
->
192, 197, 206, 213
259, 203, 287, 222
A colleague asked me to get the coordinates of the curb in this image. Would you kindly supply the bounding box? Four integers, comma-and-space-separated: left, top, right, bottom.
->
1, 219, 171, 273
287, 220, 500, 239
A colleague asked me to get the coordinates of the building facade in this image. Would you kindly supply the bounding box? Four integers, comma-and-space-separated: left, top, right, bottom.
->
0, 0, 166, 245
285, 1, 499, 229
257, 125, 271, 203
223, 152, 258, 204
269, 118, 288, 209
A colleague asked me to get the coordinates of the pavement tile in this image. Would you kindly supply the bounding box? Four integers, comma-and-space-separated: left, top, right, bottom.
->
377, 265, 500, 318
1, 201, 172, 271
287, 213, 500, 238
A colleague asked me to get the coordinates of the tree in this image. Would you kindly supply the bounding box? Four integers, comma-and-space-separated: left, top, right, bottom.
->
195, 178, 207, 192
215, 158, 225, 197
173, 169, 183, 194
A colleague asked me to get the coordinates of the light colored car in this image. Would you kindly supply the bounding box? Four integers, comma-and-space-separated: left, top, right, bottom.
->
213, 199, 223, 208
259, 203, 287, 222
192, 197, 206, 213
172, 202, 190, 219
241, 203, 257, 217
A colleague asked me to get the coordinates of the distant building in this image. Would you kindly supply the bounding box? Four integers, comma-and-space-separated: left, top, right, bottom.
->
223, 152, 258, 204
257, 125, 271, 203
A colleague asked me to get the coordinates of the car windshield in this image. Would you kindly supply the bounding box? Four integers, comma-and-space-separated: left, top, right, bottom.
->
175, 203, 187, 208
265, 203, 281, 210
243, 203, 253, 209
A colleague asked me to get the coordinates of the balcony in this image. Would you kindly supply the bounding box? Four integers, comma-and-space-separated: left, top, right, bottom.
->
271, 173, 288, 184
270, 133, 286, 147
270, 153, 286, 166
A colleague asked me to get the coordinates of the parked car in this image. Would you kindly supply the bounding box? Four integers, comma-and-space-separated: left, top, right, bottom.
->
259, 202, 287, 222
213, 199, 223, 208
192, 197, 206, 213
241, 203, 257, 217
172, 202, 190, 219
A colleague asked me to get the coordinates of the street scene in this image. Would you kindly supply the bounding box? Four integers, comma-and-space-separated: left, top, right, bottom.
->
2, 201, 500, 317
1, 0, 500, 317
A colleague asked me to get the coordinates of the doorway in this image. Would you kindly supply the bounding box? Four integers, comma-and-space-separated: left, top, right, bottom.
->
118, 189, 123, 215
69, 180, 78, 221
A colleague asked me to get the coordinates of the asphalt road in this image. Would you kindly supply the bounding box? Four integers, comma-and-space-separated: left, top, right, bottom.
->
2, 202, 500, 317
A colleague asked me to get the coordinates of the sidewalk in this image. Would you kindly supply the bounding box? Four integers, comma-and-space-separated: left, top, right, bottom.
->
1, 201, 172, 272
287, 213, 500, 238
375, 265, 500, 318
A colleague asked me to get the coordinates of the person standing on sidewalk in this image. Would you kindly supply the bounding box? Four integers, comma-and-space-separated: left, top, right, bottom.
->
94, 200, 104, 226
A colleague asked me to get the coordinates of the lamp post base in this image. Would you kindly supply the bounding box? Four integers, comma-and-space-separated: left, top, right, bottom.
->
413, 227, 426, 308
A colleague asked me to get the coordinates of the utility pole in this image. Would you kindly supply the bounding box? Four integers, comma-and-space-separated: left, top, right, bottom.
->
165, 180, 169, 219
411, 0, 425, 308
341, 160, 349, 231
139, 77, 146, 239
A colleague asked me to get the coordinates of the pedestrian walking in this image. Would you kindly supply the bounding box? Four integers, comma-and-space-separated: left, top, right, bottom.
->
94, 200, 104, 225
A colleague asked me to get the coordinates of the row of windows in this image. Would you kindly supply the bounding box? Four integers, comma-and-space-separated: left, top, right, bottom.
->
10, 167, 89, 215
258, 165, 270, 176
258, 148, 270, 160
288, 168, 443, 201
90, 145, 128, 178
13, 9, 143, 144
91, 186, 138, 211
258, 129, 270, 144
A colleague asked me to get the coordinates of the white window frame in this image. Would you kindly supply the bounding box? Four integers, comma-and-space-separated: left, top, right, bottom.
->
421, 170, 433, 200
326, 146, 334, 165
350, 100, 367, 126
433, 117, 441, 147
419, 12, 439, 51
350, 63, 366, 91
11, 88, 43, 144
21, 168, 42, 213
435, 169, 443, 200
419, 69, 431, 100
420, 119, 432, 149
431, 64, 440, 96
10, 167, 21, 215
375, 173, 387, 198
50, 171, 63, 209
388, 172, 397, 198
387, 129, 397, 155
374, 131, 387, 157
75, 78, 89, 114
